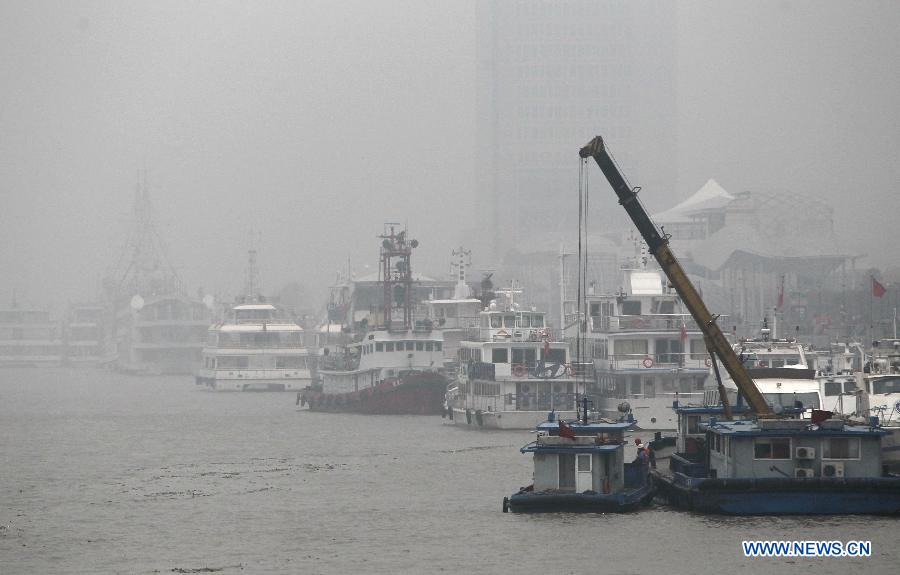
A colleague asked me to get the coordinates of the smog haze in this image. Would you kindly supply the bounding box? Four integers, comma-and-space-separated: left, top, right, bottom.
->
1, 0, 898, 311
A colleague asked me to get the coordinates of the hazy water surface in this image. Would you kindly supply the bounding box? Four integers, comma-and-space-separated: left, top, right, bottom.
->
1, 368, 897, 574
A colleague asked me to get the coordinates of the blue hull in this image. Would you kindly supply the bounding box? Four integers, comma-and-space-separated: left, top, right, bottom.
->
653, 473, 900, 515
506, 484, 654, 513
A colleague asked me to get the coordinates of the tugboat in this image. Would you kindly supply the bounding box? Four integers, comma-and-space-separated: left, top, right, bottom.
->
580, 134, 900, 515
503, 399, 654, 513
298, 225, 448, 414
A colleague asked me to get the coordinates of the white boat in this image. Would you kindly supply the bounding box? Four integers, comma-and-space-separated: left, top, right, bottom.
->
0, 306, 65, 367
63, 303, 112, 367
571, 265, 710, 430
106, 183, 211, 374
299, 225, 449, 414
446, 285, 582, 430
856, 338, 900, 473
196, 301, 313, 392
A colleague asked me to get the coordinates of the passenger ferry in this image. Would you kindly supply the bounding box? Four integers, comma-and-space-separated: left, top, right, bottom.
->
196, 300, 312, 392
446, 288, 581, 430
0, 306, 65, 367
571, 265, 709, 430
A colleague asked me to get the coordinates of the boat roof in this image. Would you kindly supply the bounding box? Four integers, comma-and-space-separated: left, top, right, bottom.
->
428, 298, 483, 305
675, 405, 804, 415
233, 304, 277, 310
702, 419, 889, 438
521, 442, 622, 454
536, 421, 633, 432
218, 323, 302, 332
360, 330, 442, 341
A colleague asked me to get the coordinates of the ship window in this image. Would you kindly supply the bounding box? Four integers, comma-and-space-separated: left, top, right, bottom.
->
276, 356, 306, 369
544, 348, 565, 364
753, 438, 791, 459
689, 339, 707, 360
490, 315, 502, 328
386, 342, 395, 352
614, 339, 648, 356
492, 348, 508, 363
435, 342, 442, 351
822, 437, 860, 459
416, 341, 424, 351
504, 314, 515, 328
658, 301, 675, 314
376, 342, 384, 352
688, 415, 700, 435
843, 381, 857, 394
532, 314, 544, 327
217, 356, 248, 369
425, 342, 434, 351
577, 454, 592, 472
872, 377, 900, 395
824, 381, 842, 396
621, 301, 641, 315
590, 303, 601, 317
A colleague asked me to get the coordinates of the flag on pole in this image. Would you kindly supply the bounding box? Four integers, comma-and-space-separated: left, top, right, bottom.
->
558, 419, 577, 440
777, 275, 785, 309
873, 277, 887, 298
680, 319, 688, 341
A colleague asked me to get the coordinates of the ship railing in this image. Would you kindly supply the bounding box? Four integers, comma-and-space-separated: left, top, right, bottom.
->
211, 342, 308, 350
591, 315, 696, 332
211, 368, 312, 377
607, 353, 709, 370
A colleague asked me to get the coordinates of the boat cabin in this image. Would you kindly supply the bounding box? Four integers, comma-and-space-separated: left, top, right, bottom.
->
703, 418, 888, 479
523, 421, 634, 494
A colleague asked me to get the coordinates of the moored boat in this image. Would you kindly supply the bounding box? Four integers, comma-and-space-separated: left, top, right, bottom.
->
652, 415, 900, 515
504, 413, 654, 513
298, 225, 448, 415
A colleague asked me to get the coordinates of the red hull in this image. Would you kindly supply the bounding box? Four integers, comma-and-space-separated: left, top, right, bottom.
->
299, 372, 448, 415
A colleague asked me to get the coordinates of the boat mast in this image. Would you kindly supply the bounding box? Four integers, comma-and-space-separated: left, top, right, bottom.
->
379, 224, 418, 331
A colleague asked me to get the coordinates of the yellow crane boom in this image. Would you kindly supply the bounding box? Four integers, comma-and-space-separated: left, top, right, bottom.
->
579, 136, 772, 416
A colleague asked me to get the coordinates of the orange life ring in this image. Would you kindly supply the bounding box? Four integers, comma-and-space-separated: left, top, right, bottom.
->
705, 357, 712, 367
512, 364, 527, 377
642, 357, 654, 368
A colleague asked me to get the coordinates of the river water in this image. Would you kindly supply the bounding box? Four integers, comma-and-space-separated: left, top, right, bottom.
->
1, 367, 897, 574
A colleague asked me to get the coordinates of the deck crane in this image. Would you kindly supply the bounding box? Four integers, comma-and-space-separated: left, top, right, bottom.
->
579, 136, 773, 417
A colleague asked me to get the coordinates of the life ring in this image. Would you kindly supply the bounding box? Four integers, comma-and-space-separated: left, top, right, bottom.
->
512, 364, 527, 377
642, 357, 654, 368
704, 357, 712, 367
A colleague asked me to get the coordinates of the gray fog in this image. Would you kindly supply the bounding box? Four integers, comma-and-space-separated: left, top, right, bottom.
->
2, 0, 898, 310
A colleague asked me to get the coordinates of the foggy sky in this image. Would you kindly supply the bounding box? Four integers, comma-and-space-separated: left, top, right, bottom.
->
2, 0, 898, 311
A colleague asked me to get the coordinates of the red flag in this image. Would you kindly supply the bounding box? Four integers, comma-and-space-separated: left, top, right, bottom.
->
558, 419, 577, 440
777, 276, 785, 308
873, 277, 886, 298
680, 320, 688, 341
543, 339, 550, 356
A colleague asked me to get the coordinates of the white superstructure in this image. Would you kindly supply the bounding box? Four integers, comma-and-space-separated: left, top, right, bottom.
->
568, 266, 709, 430
196, 302, 312, 391
446, 286, 583, 430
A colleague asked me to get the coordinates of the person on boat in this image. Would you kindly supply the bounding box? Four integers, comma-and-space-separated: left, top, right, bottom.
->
633, 439, 649, 465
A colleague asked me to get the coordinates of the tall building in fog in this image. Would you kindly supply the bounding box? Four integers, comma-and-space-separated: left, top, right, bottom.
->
475, 0, 678, 261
